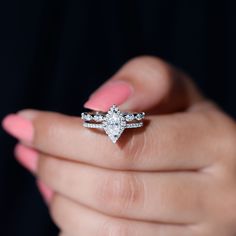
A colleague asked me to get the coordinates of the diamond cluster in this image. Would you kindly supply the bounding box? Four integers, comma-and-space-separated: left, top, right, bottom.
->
81, 112, 105, 122
125, 112, 145, 121
103, 105, 126, 143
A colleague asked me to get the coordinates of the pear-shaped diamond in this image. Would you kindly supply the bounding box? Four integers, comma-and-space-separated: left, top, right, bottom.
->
103, 105, 126, 143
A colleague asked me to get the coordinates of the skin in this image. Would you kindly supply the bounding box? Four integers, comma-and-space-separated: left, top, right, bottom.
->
3, 56, 236, 235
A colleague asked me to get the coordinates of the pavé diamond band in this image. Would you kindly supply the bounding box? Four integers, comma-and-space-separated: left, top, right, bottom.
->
81, 104, 145, 143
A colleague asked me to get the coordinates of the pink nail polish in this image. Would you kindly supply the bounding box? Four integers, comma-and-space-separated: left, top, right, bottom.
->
2, 114, 34, 143
84, 80, 133, 111
37, 180, 53, 204
14, 144, 38, 172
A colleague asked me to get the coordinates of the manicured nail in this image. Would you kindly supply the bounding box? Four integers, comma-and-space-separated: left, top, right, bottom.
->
14, 144, 38, 173
37, 180, 53, 204
2, 114, 34, 143
84, 80, 133, 111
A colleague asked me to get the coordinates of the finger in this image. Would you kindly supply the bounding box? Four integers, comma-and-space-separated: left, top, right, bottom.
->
51, 194, 195, 236
36, 152, 205, 223
6, 108, 218, 171
83, 56, 203, 113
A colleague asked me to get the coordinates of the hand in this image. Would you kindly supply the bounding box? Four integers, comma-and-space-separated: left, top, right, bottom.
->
3, 56, 236, 236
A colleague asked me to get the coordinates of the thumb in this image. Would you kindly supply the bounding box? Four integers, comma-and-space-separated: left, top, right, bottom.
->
84, 56, 203, 113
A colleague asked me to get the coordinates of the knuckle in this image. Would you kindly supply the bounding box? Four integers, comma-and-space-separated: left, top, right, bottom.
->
100, 220, 135, 236
97, 172, 145, 214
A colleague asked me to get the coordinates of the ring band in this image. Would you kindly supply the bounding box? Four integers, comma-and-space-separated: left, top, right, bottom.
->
81, 104, 145, 143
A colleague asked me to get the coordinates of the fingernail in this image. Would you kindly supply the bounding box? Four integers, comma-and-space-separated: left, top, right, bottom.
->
14, 144, 38, 173
37, 180, 53, 204
84, 80, 133, 111
2, 114, 34, 143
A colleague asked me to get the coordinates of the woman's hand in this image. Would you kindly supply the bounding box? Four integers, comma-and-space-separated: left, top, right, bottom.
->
3, 56, 236, 236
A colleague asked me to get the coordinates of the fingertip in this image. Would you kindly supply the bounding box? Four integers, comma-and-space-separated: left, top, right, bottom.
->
2, 114, 16, 132
2, 114, 34, 143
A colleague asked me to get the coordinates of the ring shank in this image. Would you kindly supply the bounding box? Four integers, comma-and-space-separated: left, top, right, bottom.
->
83, 122, 143, 129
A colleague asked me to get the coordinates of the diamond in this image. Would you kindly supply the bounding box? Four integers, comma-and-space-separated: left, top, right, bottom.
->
81, 113, 86, 119
125, 114, 135, 121
135, 112, 145, 120
81, 113, 92, 121
94, 114, 103, 122
103, 105, 126, 143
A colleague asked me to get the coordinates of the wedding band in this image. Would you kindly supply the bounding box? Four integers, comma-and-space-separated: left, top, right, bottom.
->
81, 104, 145, 143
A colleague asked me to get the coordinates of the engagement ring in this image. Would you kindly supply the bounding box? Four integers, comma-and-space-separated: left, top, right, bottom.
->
81, 104, 145, 143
